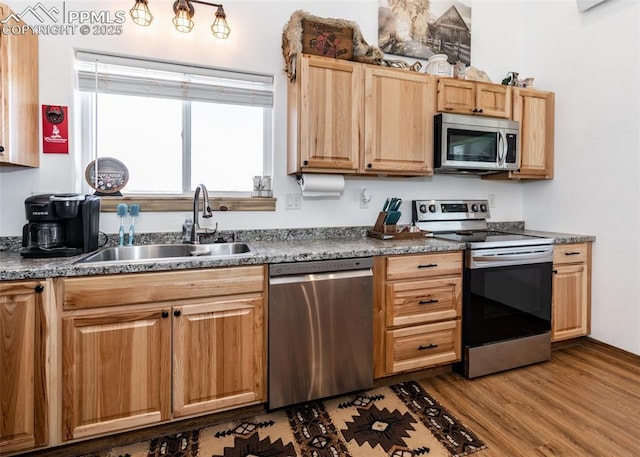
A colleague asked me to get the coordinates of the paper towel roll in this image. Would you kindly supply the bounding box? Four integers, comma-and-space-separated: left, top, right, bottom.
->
300, 173, 345, 198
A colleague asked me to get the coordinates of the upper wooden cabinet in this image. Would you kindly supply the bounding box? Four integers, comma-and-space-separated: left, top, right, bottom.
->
437, 78, 512, 119
287, 55, 362, 174
362, 66, 436, 175
58, 266, 266, 440
288, 54, 435, 176
0, 3, 39, 167
511, 88, 555, 179
0, 280, 49, 454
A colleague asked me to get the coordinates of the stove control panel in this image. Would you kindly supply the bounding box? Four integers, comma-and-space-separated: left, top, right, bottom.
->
412, 199, 490, 222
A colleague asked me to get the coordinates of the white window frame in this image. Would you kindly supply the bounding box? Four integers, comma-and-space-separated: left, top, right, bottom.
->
75, 49, 274, 197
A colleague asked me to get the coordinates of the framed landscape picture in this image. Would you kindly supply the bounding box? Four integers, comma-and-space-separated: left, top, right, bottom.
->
378, 0, 471, 64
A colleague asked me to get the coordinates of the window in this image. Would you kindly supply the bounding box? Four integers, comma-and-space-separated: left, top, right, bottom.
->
75, 50, 274, 195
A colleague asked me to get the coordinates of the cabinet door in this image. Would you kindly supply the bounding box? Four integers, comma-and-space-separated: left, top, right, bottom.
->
62, 307, 171, 440
173, 295, 264, 417
0, 4, 39, 167
512, 88, 555, 178
437, 78, 476, 114
0, 281, 47, 453
362, 67, 435, 175
292, 55, 361, 173
552, 263, 588, 341
475, 82, 511, 118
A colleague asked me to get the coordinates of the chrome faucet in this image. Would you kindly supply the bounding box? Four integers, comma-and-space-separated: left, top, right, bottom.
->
190, 184, 217, 244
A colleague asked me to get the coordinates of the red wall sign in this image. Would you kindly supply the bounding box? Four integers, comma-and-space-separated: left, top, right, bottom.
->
42, 105, 69, 154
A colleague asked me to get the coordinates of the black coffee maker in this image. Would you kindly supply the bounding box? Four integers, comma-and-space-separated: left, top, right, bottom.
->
21, 194, 101, 258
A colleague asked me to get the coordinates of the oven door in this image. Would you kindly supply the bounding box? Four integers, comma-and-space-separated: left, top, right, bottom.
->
463, 245, 553, 348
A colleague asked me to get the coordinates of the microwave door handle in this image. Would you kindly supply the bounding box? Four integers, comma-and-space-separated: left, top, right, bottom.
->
497, 131, 506, 166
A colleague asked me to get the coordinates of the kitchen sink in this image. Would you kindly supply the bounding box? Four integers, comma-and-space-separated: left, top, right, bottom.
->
75, 242, 256, 264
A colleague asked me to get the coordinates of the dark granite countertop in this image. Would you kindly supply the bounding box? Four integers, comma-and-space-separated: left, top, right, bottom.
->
0, 225, 595, 281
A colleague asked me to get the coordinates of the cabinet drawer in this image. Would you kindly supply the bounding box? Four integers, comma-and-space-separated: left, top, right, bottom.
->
385, 320, 461, 374
386, 277, 461, 327
386, 252, 462, 281
554, 244, 588, 265
61, 266, 265, 310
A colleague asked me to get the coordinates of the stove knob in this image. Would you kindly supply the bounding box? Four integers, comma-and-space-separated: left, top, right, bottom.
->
428, 204, 437, 213
419, 204, 427, 213
471, 204, 479, 212
480, 203, 488, 212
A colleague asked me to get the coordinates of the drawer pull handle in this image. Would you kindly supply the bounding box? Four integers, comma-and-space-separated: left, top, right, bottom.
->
565, 251, 581, 256
417, 263, 438, 269
418, 343, 438, 351
419, 299, 439, 305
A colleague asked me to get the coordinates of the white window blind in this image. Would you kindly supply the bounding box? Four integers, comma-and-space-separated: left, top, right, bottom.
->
75, 50, 273, 108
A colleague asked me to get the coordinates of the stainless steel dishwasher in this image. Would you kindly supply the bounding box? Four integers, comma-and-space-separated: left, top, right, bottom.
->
268, 257, 373, 409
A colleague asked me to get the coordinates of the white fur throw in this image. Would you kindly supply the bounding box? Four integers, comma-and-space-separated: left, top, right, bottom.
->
282, 10, 384, 81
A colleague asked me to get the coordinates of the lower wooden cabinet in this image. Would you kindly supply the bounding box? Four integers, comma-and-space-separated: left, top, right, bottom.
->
58, 267, 266, 440
552, 243, 591, 342
374, 252, 463, 378
0, 280, 49, 454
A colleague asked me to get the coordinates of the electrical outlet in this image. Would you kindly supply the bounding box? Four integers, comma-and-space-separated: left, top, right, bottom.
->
359, 199, 369, 209
285, 193, 302, 210
488, 194, 496, 208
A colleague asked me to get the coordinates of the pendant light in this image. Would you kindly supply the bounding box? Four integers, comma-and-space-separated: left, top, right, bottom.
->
129, 0, 153, 26
172, 0, 195, 33
211, 5, 230, 39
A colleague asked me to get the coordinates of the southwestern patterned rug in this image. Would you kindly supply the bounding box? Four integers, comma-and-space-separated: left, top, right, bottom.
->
94, 381, 486, 457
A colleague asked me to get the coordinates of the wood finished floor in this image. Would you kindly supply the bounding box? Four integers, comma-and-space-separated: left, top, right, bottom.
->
419, 339, 640, 457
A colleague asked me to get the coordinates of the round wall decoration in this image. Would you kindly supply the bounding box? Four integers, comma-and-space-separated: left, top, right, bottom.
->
85, 157, 129, 195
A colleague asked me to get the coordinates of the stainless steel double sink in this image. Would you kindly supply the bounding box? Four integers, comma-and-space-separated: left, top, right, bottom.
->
75, 242, 256, 264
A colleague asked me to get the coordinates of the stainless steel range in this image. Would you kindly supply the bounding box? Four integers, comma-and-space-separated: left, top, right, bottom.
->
413, 199, 554, 378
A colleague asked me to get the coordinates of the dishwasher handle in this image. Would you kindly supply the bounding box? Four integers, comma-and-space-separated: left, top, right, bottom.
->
269, 268, 372, 285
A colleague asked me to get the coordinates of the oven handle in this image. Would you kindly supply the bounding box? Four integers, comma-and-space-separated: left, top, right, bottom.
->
469, 248, 554, 268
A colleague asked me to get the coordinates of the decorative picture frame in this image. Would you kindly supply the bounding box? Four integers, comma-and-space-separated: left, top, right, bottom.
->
378, 0, 471, 64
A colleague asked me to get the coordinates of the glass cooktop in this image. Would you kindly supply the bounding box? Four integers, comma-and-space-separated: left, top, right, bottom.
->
434, 230, 554, 249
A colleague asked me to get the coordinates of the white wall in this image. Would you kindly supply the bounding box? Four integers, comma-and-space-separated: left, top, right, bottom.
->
2, 0, 638, 354
0, 0, 524, 237
477, 0, 639, 354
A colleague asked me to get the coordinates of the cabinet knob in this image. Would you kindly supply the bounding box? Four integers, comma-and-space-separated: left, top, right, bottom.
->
34, 285, 44, 293
367, 163, 373, 168
0, 145, 4, 153
553, 269, 558, 274
472, 108, 478, 113
162, 311, 169, 318
477, 109, 483, 114
174, 310, 181, 317
303, 160, 309, 166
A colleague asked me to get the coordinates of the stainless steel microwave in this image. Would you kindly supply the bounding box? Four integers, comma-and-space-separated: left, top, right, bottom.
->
434, 113, 520, 174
